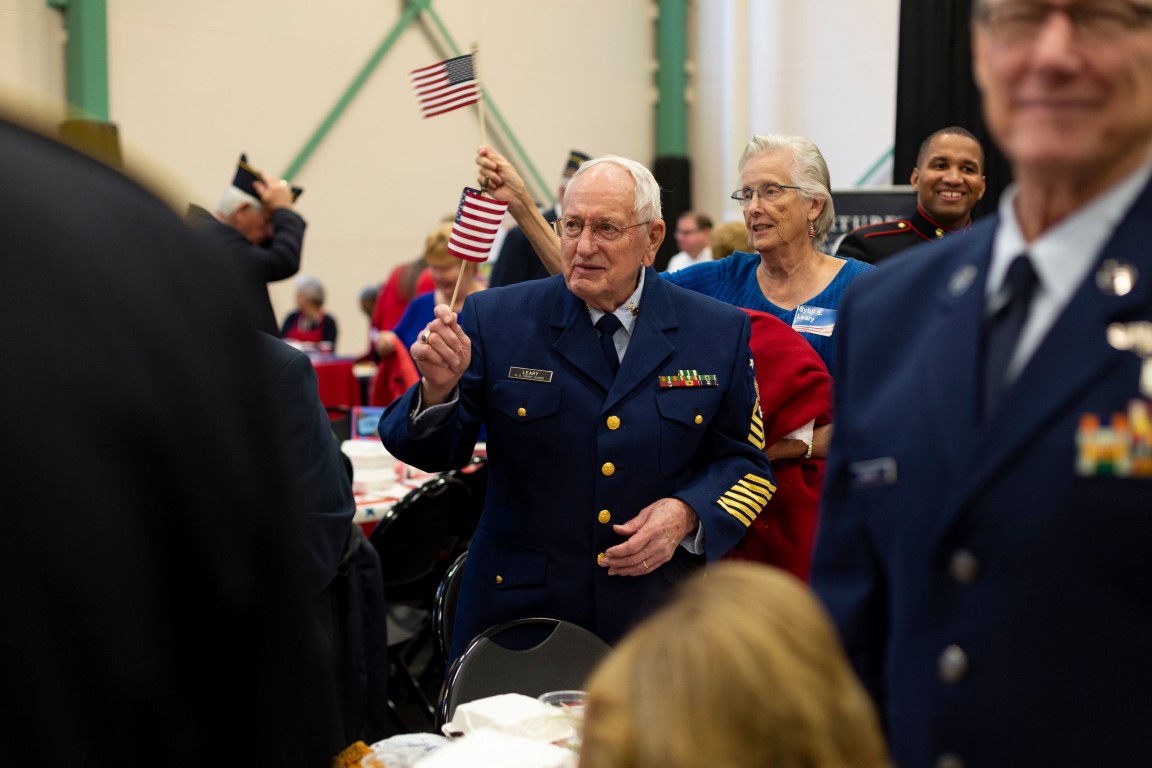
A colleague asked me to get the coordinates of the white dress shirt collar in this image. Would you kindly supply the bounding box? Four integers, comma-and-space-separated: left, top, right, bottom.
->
989, 162, 1152, 380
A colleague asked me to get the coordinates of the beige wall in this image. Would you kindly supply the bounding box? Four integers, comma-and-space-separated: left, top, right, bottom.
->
1, 0, 898, 357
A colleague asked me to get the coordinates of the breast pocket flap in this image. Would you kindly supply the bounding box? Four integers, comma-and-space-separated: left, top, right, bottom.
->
469, 532, 548, 589
492, 380, 563, 423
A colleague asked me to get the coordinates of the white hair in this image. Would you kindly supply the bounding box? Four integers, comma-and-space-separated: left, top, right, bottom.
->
215, 186, 263, 218
570, 155, 663, 222
738, 134, 835, 247
295, 275, 324, 306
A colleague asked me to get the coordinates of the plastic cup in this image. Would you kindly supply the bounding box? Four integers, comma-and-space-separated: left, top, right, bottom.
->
538, 690, 587, 750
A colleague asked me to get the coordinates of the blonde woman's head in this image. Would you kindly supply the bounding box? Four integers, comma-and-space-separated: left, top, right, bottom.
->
711, 220, 753, 261
579, 562, 888, 768
422, 220, 480, 297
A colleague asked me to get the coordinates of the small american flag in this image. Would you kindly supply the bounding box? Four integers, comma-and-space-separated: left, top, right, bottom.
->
409, 54, 479, 118
448, 187, 509, 262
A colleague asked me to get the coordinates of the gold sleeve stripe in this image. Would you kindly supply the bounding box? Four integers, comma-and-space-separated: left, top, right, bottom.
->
726, 488, 766, 510
719, 496, 759, 523
728, 483, 771, 502
739, 475, 777, 494
747, 397, 765, 450
717, 473, 776, 527
722, 492, 765, 518
718, 499, 754, 527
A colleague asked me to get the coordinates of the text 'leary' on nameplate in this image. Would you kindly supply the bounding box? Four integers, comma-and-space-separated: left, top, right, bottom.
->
509, 367, 554, 383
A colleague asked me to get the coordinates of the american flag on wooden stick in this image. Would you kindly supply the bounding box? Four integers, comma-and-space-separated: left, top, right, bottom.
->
409, 54, 479, 118
448, 187, 508, 262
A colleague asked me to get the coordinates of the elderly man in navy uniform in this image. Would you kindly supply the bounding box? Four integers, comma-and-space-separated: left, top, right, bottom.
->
380, 155, 775, 660
836, 127, 986, 264
813, 2, 1152, 766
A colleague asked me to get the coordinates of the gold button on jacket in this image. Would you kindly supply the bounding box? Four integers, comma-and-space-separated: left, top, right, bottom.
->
606, 415, 620, 430
598, 509, 611, 524
601, 462, 615, 476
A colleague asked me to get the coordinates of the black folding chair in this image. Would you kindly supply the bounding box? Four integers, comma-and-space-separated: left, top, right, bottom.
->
441, 455, 487, 547
432, 550, 468, 666
437, 617, 612, 729
368, 473, 476, 731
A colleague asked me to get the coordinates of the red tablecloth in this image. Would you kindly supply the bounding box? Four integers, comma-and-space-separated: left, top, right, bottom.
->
312, 356, 362, 410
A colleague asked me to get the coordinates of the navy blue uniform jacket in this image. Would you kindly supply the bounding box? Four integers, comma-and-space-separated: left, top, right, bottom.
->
812, 180, 1152, 767
380, 269, 775, 658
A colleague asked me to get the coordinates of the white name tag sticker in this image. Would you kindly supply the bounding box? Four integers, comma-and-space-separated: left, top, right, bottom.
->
792, 305, 836, 337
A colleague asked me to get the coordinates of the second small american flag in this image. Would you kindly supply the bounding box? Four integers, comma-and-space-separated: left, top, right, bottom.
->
448, 187, 509, 262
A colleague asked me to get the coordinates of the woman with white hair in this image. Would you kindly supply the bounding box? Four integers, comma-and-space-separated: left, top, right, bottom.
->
280, 274, 337, 350
664, 134, 870, 374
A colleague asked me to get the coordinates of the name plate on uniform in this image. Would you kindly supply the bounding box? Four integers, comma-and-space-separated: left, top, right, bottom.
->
508, 367, 553, 383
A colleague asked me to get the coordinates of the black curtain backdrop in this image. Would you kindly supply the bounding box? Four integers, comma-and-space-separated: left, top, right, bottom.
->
652, 156, 692, 272
895, 0, 1012, 219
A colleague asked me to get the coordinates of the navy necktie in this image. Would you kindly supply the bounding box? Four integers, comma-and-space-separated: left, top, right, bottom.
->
596, 313, 623, 376
982, 254, 1038, 419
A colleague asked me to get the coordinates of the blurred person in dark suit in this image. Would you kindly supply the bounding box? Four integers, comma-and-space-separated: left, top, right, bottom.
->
257, 331, 388, 744
0, 113, 341, 767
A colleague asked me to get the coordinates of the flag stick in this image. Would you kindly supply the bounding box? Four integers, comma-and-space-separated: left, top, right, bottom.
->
449, 260, 468, 310
473, 44, 487, 156
450, 45, 484, 310
474, 44, 491, 198
455, 43, 481, 307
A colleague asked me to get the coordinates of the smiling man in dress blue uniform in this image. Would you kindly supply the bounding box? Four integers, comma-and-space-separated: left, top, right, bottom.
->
836, 127, 987, 264
812, 2, 1152, 766
380, 156, 775, 660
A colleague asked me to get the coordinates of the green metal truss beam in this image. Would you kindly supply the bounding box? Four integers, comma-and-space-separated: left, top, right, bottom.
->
284, 0, 550, 206
46, 0, 109, 120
